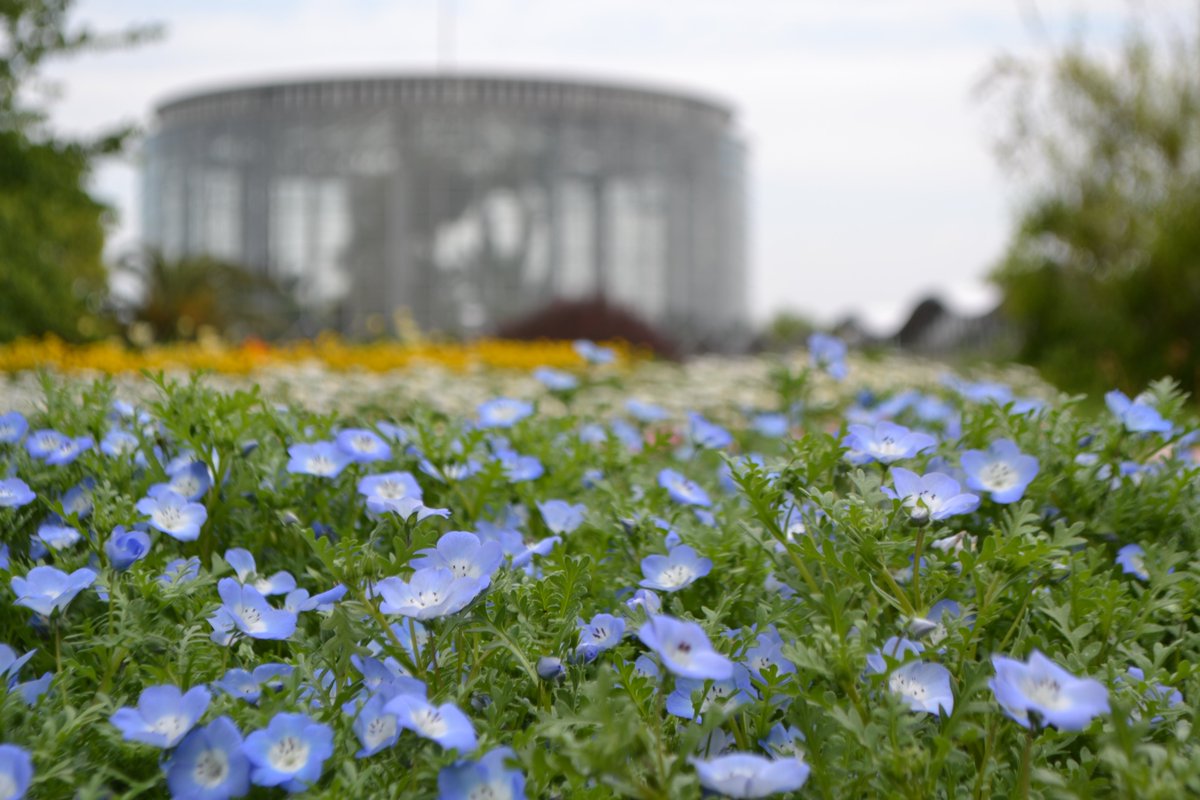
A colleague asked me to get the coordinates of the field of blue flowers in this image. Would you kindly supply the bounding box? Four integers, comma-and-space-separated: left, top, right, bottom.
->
0, 338, 1196, 799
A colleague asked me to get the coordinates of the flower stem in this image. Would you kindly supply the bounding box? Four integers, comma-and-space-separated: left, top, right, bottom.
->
912, 526, 925, 611
1018, 726, 1034, 799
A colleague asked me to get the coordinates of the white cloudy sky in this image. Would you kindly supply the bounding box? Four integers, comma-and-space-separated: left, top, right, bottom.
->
34, 0, 1182, 333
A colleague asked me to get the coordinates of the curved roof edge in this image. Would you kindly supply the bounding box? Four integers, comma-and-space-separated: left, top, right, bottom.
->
153, 71, 736, 129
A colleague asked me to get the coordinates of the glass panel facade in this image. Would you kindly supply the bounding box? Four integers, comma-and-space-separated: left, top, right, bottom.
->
141, 75, 746, 345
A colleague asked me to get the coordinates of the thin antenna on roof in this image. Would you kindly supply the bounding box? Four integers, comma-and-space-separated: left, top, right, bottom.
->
437, 0, 455, 71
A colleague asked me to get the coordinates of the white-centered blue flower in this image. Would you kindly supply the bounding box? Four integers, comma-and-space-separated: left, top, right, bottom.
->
1116, 543, 1149, 581
357, 471, 424, 514
961, 439, 1039, 503
243, 712, 334, 793
637, 614, 733, 681
387, 694, 478, 752
210, 578, 297, 642
843, 421, 936, 464
0, 411, 28, 444
100, 428, 139, 458
809, 332, 848, 380
10, 566, 96, 617
35, 517, 81, 550
0, 479, 34, 509
437, 746, 525, 800
884, 468, 980, 522
0, 744, 33, 800
136, 487, 207, 542
213, 664, 293, 705
533, 367, 579, 392
223, 548, 296, 596
989, 650, 1110, 730
536, 499, 586, 534
666, 665, 756, 720
865, 637, 924, 675
690, 752, 811, 798
689, 412, 733, 449
887, 661, 954, 715
1125, 667, 1184, 723
477, 397, 534, 429
639, 545, 712, 592
575, 613, 626, 663
1105, 389, 1172, 433
376, 568, 483, 620
165, 716, 251, 800
286, 442, 352, 478
109, 684, 211, 748
335, 427, 392, 463
161, 460, 213, 502
411, 531, 504, 587
350, 694, 400, 758
25, 429, 93, 466
573, 339, 615, 364
657, 469, 712, 507
625, 398, 668, 422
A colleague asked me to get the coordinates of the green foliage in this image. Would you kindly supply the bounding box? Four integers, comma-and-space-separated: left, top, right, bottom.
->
0, 362, 1198, 797
985, 12, 1200, 397
0, 0, 157, 343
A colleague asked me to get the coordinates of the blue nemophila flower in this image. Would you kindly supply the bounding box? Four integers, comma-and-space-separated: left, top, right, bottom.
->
626, 588, 662, 615
534, 367, 578, 392
690, 752, 811, 798
989, 650, 1110, 730
0, 411, 28, 443
760, 723, 805, 759
160, 557, 201, 586
744, 628, 797, 682
537, 499, 586, 534
161, 460, 213, 502
909, 599, 972, 644
243, 713, 334, 793
626, 398, 669, 422
886, 661, 954, 715
165, 716, 250, 800
26, 429, 93, 466
1116, 544, 1149, 581
536, 656, 565, 680
658, 469, 711, 507
1105, 390, 1172, 434
961, 439, 1039, 503
136, 488, 207, 542
752, 412, 789, 438
639, 545, 712, 592
0, 744, 33, 800
59, 479, 95, 519
865, 637, 924, 675
213, 664, 293, 705
637, 615, 733, 681
667, 665, 756, 720
110, 684, 211, 748
689, 412, 733, 449
376, 568, 483, 620
35, 517, 81, 550
105, 526, 151, 571
357, 471, 423, 514
0, 644, 50, 706
884, 468, 980, 523
0, 478, 34, 508
843, 421, 936, 464
210, 578, 297, 642
286, 442, 352, 478
284, 584, 346, 614
573, 339, 615, 364
11, 566, 96, 616
100, 428, 139, 458
437, 746, 525, 800
809, 332, 848, 380
348, 694, 400, 758
411, 531, 504, 587
224, 549, 296, 596
575, 613, 626, 663
335, 428, 392, 463
1125, 667, 1183, 723
477, 398, 534, 429
387, 695, 477, 752
495, 448, 543, 482
419, 457, 483, 483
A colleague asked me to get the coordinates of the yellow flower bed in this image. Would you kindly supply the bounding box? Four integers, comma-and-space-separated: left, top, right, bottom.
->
0, 335, 634, 375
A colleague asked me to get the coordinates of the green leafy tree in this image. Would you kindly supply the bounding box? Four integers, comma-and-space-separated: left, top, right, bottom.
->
0, 0, 157, 341
984, 10, 1200, 396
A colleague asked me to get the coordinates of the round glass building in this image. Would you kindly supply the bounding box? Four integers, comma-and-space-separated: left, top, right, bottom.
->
142, 74, 746, 343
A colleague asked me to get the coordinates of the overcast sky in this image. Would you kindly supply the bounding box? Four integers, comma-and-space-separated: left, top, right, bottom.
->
35, 0, 1177, 333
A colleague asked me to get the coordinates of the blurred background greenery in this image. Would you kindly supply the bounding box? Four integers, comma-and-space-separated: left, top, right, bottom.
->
4, 0, 1200, 400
